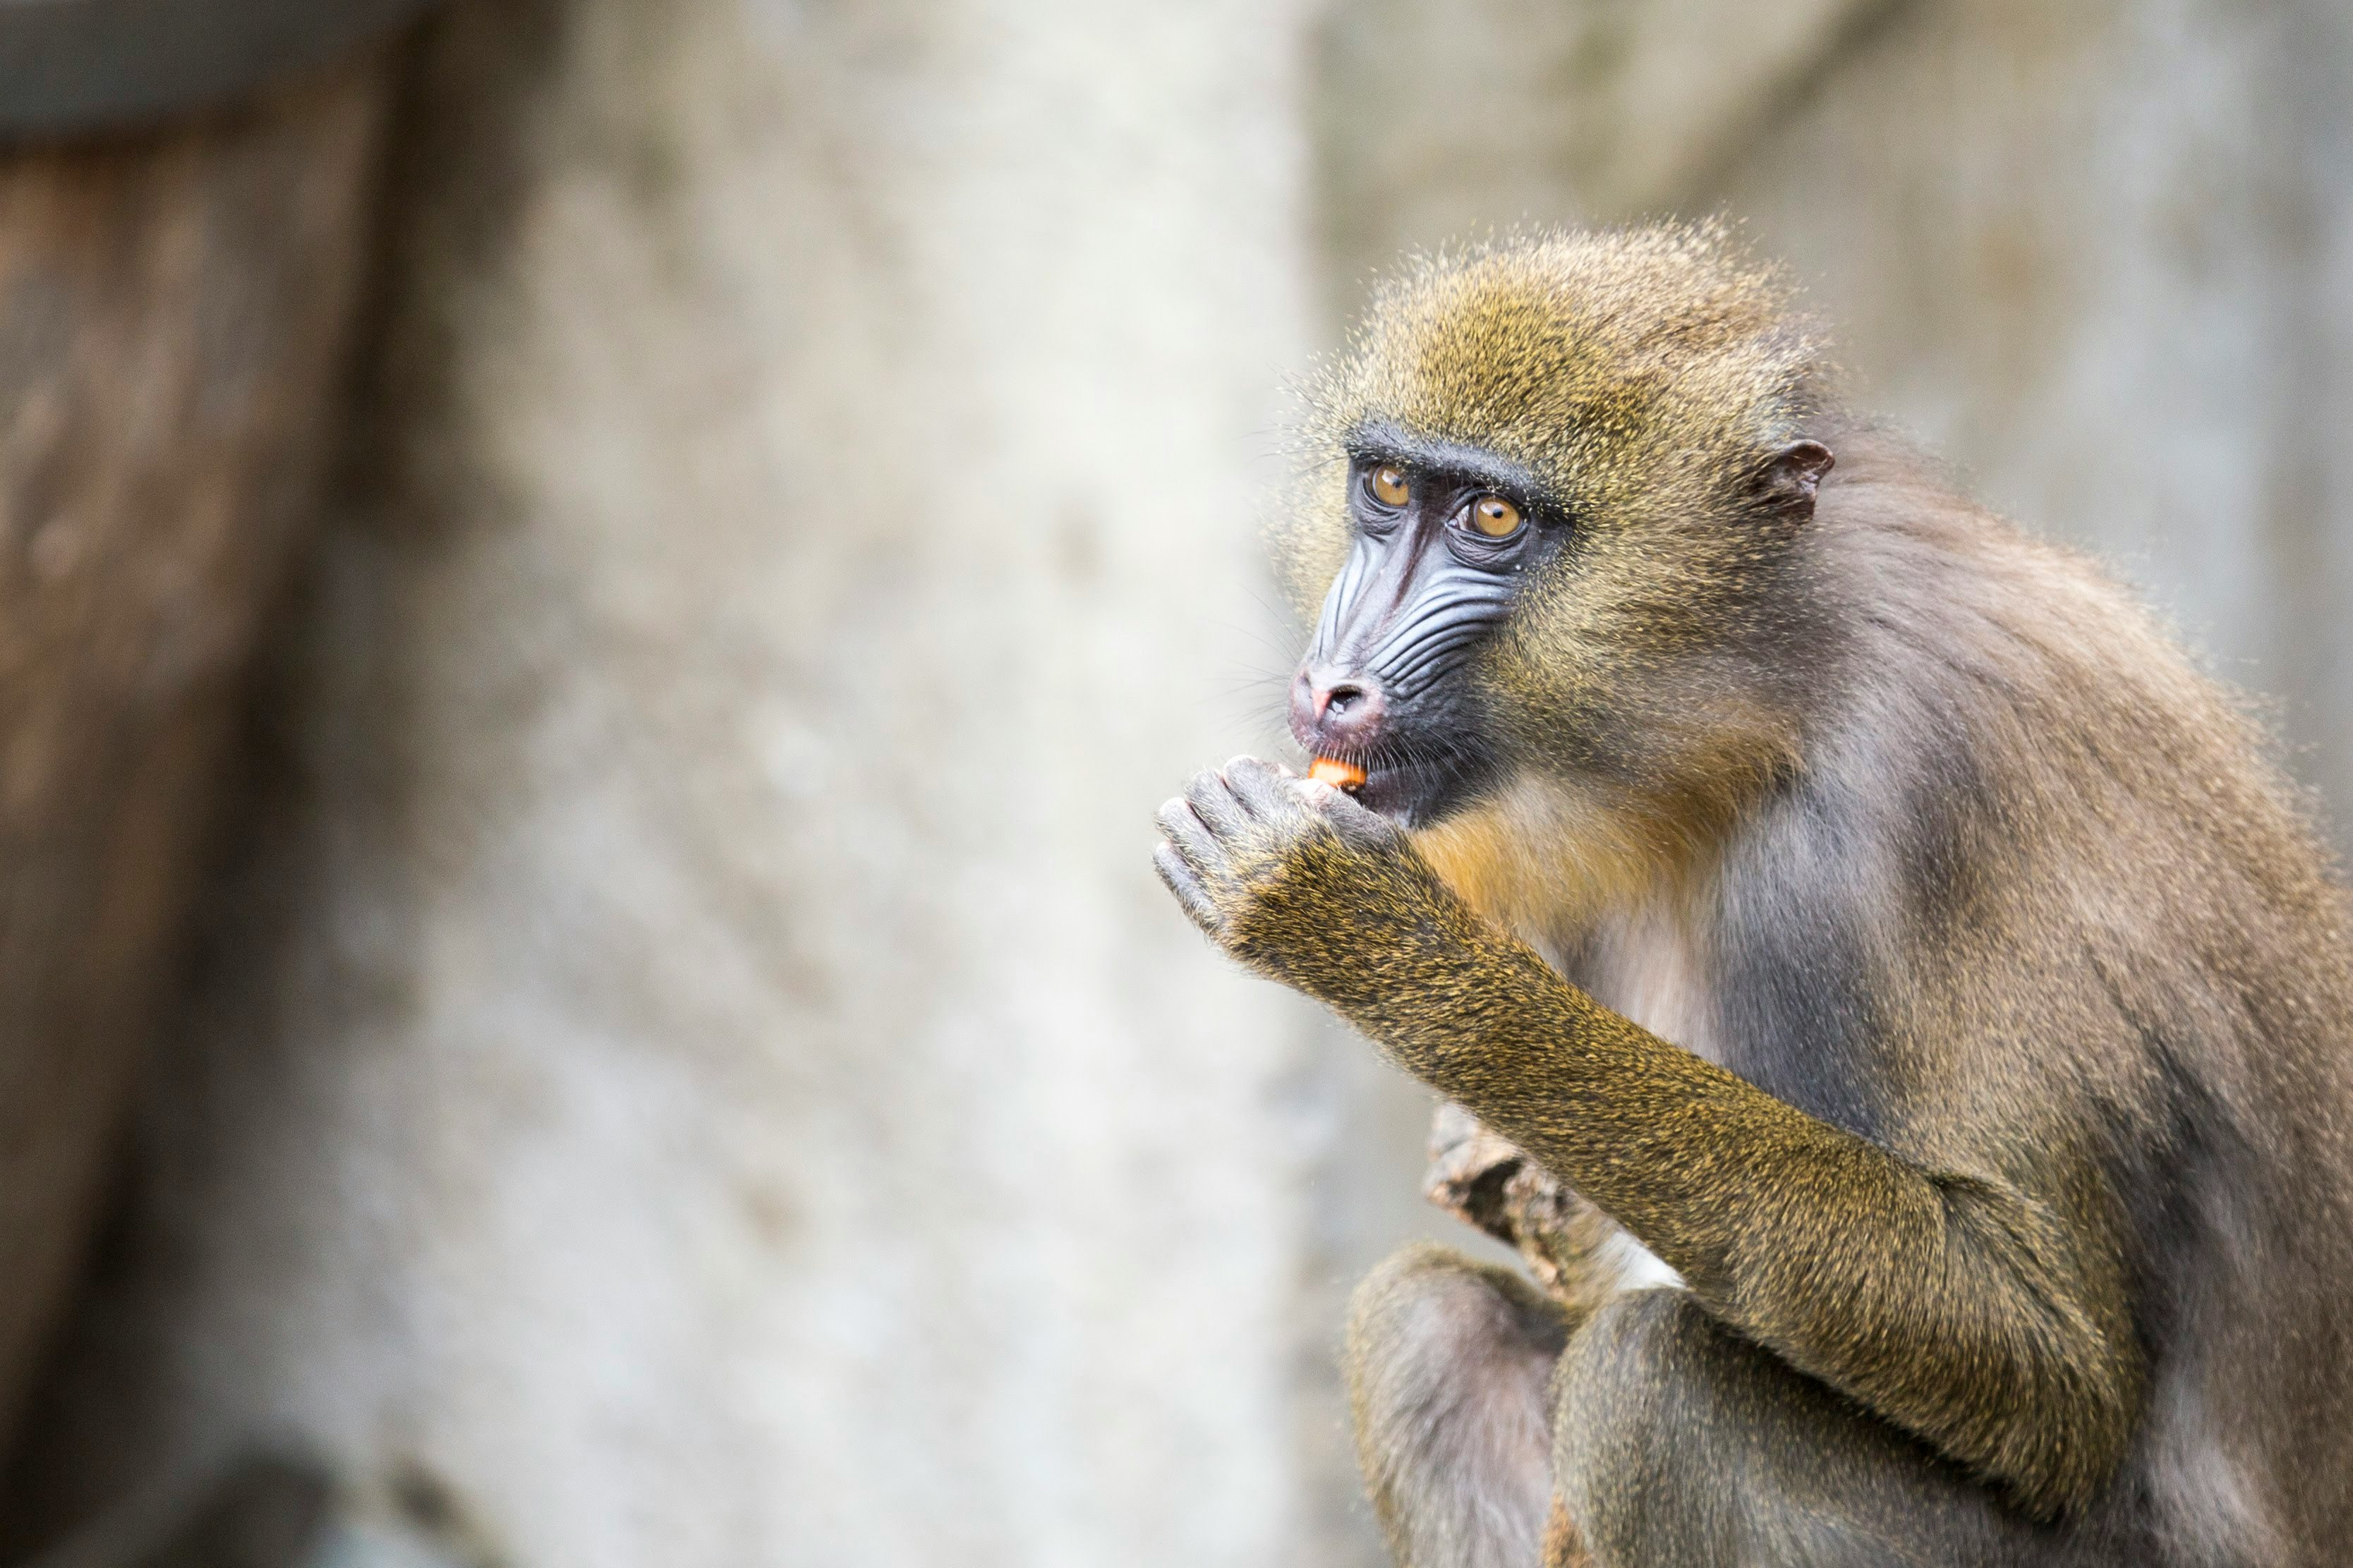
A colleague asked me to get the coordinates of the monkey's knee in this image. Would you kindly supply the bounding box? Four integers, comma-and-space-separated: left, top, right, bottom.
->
1551, 1292, 1714, 1514
1555, 1288, 1828, 1566
1345, 1245, 1568, 1568
1554, 1290, 2050, 1568
1344, 1244, 1570, 1453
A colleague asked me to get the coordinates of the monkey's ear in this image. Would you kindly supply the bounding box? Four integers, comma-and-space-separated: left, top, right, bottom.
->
1756, 440, 1835, 521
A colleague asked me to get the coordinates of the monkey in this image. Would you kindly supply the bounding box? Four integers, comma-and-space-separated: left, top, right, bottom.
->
1152, 224, 2353, 1567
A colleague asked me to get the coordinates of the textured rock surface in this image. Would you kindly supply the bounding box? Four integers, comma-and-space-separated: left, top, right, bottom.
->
16, 2, 1354, 1564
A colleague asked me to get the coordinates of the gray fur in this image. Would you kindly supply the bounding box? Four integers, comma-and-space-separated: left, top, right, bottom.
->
1345, 1247, 1568, 1568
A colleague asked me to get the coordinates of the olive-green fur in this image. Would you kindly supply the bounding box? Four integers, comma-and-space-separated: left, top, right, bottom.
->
1218, 792, 2138, 1520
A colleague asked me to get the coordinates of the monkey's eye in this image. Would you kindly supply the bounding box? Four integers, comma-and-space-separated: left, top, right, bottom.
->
1367, 465, 1411, 508
1465, 494, 1523, 539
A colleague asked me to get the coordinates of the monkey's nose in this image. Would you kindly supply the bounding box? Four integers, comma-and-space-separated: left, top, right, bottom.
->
1290, 667, 1388, 758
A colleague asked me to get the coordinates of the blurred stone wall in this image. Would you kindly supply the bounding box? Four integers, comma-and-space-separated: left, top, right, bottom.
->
16, 1, 1356, 1564
18, 0, 2353, 1564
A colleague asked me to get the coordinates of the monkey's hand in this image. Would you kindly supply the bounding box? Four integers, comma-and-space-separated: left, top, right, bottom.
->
1154, 757, 1482, 1011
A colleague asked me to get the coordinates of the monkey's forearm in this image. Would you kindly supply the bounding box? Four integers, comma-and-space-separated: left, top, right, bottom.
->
1233, 860, 2141, 1516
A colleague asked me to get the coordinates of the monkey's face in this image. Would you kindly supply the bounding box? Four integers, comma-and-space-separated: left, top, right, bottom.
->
1285, 229, 1834, 832
1288, 424, 1572, 825
1288, 418, 1830, 833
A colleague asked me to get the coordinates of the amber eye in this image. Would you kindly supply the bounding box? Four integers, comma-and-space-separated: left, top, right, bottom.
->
1369, 464, 1411, 507
1468, 494, 1523, 538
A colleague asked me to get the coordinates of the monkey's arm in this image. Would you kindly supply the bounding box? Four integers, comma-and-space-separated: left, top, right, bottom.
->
1156, 760, 2144, 1519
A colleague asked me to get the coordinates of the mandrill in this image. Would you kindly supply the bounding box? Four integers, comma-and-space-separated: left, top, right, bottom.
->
1154, 224, 2353, 1567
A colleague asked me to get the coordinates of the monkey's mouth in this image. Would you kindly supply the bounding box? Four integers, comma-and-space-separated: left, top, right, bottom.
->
1326, 754, 1462, 827
1348, 761, 1422, 822
1307, 755, 1369, 790
1295, 705, 1500, 827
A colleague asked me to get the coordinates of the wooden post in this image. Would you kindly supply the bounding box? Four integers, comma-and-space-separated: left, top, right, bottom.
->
0, 56, 397, 1452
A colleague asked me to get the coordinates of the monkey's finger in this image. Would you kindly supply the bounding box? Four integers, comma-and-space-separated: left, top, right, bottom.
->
1156, 796, 1223, 872
1154, 842, 1223, 935
1307, 776, 1405, 850
1183, 765, 1252, 836
1223, 755, 1295, 822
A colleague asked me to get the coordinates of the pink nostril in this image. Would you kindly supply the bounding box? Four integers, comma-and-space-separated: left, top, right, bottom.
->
1303, 676, 1367, 722
1290, 666, 1387, 754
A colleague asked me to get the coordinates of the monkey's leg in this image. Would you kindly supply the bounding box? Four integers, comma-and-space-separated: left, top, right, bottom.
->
1345, 1244, 1580, 1568
1555, 1289, 2086, 1568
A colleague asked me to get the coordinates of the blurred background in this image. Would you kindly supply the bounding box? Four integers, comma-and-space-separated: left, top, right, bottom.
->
2, 0, 2351, 1563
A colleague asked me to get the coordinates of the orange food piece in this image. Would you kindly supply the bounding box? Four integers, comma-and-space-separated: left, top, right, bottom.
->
1308, 756, 1368, 789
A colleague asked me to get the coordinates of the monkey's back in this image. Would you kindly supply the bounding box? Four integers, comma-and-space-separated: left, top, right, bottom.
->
1684, 431, 2353, 1562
